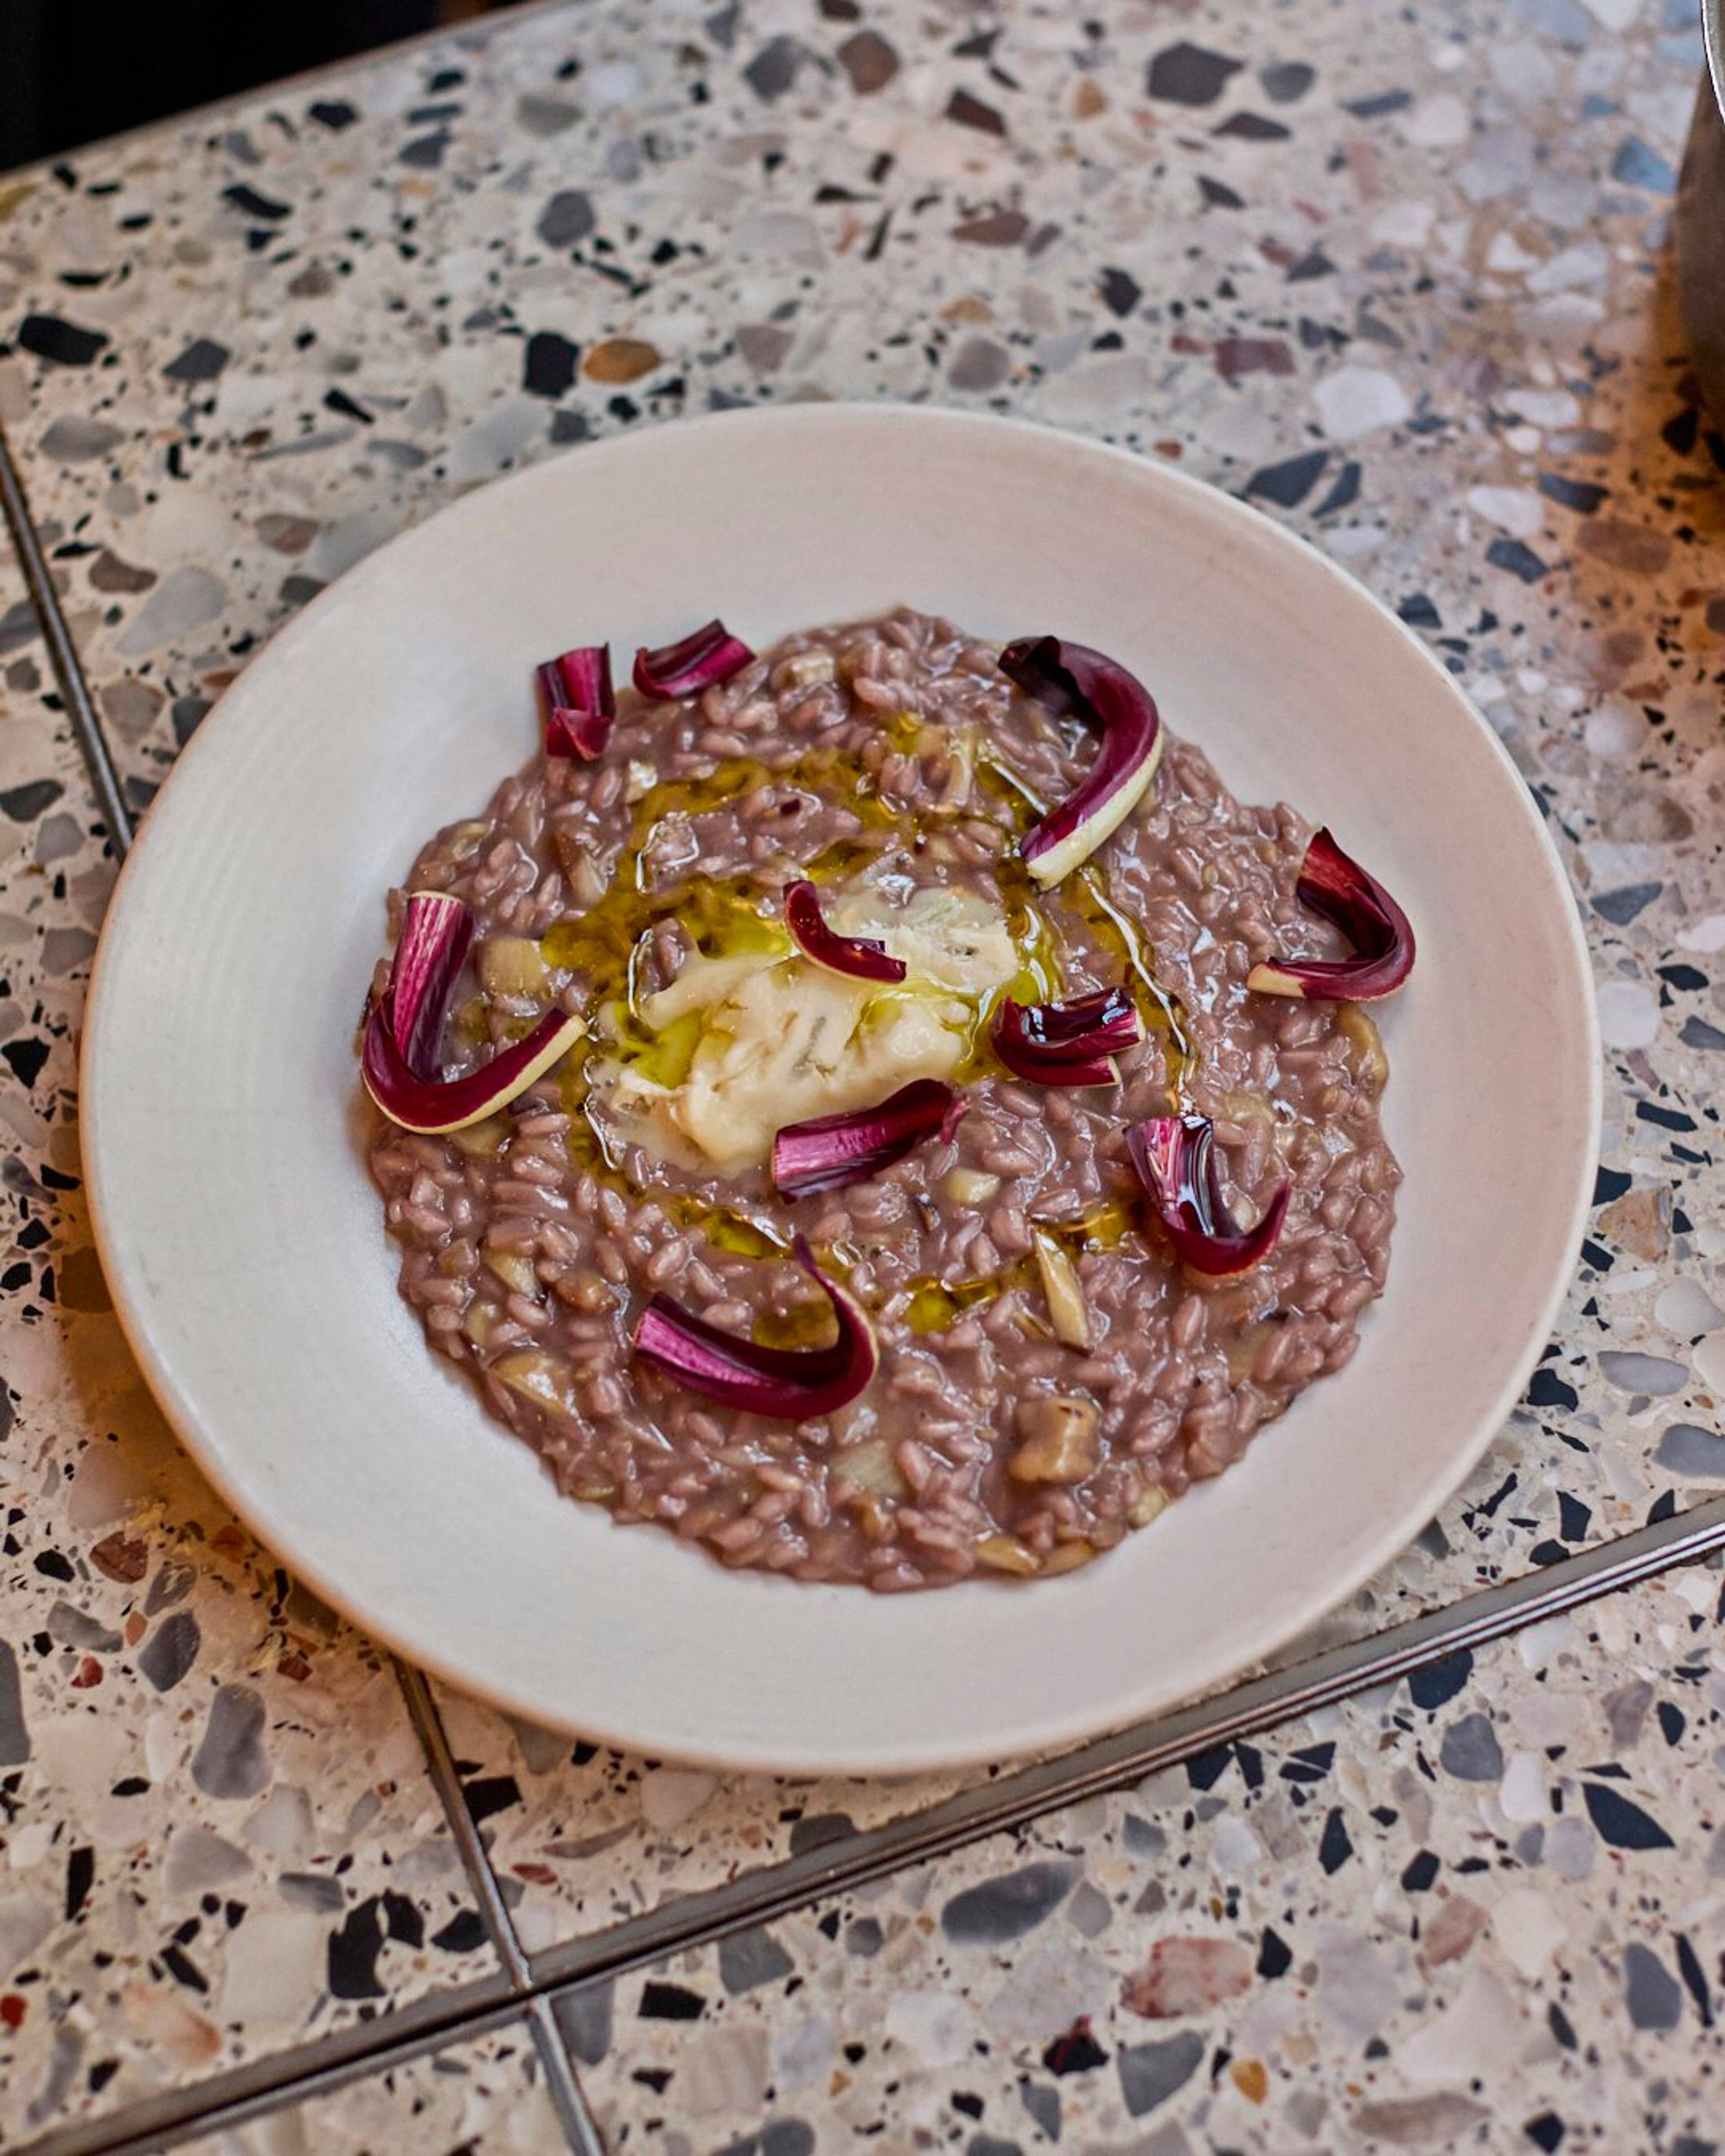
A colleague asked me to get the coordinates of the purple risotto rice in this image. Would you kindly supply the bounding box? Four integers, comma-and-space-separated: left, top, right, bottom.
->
363, 609, 1404, 1591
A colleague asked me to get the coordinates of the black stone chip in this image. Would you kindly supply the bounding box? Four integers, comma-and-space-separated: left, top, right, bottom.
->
1260, 62, 1315, 102
1213, 111, 1289, 140
1486, 536, 1550, 582
164, 337, 230, 382
1538, 473, 1607, 514
66, 1845, 94, 1920
1343, 89, 1413, 118
1042, 2018, 1108, 2075
431, 1909, 488, 1954
1099, 267, 1141, 317
1243, 448, 1328, 508
639, 1979, 706, 2020
1401, 1849, 1440, 1892
524, 331, 579, 398
461, 1773, 522, 1825
18, 314, 108, 365
1526, 1368, 1578, 1412
0, 781, 63, 820
1314, 460, 1361, 515
1582, 1781, 1674, 1851
1147, 41, 1243, 106
222, 183, 291, 221
1318, 1807, 1353, 1872
1256, 1926, 1292, 1978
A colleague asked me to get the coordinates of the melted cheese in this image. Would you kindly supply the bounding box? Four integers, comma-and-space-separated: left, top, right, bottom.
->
601, 885, 1018, 1175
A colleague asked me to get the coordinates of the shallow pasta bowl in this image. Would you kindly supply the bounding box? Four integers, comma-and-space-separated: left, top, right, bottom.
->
82, 404, 1598, 1773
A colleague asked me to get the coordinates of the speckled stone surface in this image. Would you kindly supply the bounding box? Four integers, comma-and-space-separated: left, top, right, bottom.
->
568, 1558, 1725, 2154
0, 0, 1723, 2141
0, 570, 501, 2145
172, 2017, 561, 2154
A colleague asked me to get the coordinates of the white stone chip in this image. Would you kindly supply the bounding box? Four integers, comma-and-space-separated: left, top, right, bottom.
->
1466, 486, 1546, 539
1491, 1887, 1567, 1979
639, 1766, 718, 1830
1397, 1968, 1524, 2084
1314, 366, 1411, 441
1399, 93, 1471, 147
1595, 978, 1659, 1049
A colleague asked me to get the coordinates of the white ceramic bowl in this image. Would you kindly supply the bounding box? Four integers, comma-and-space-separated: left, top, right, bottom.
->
82, 406, 1599, 1772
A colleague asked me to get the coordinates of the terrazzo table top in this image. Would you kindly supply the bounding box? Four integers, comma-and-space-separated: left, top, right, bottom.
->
0, 0, 1722, 2147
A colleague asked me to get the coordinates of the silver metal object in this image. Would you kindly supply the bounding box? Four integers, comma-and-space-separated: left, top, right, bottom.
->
28, 1495, 1725, 2156
529, 1492, 1725, 1997
394, 1661, 607, 2156
1677, 0, 1725, 416
0, 423, 133, 856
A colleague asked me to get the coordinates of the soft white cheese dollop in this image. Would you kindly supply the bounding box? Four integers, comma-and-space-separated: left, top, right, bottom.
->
601, 885, 1018, 1175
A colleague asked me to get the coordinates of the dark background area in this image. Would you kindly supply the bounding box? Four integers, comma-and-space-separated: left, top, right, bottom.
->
0, 0, 493, 170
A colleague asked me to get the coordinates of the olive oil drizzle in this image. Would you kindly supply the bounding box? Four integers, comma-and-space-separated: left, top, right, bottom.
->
526, 719, 1186, 1310
623, 745, 899, 892
975, 743, 1191, 1083
902, 1197, 1136, 1334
